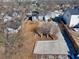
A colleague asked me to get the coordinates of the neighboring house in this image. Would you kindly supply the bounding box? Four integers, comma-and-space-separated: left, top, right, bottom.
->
44, 11, 63, 22
8, 11, 20, 18
38, 15, 43, 21
3, 10, 21, 23
54, 10, 64, 17
7, 27, 18, 34
3, 15, 12, 23
26, 10, 63, 22
5, 20, 21, 34
63, 8, 79, 27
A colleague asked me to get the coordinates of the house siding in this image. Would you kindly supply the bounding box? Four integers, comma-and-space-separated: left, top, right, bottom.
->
70, 15, 79, 27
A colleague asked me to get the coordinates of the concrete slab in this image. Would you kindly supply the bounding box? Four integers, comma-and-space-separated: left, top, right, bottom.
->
34, 31, 69, 55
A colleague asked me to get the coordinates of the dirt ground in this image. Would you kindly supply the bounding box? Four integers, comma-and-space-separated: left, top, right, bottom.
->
3, 20, 59, 59
5, 21, 40, 59
0, 46, 5, 59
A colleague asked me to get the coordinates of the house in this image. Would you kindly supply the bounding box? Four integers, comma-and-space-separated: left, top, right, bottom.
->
63, 8, 79, 27
5, 20, 21, 34
3, 15, 12, 23
44, 11, 63, 22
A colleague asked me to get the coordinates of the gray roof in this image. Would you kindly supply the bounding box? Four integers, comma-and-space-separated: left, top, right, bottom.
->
68, 8, 79, 15
6, 20, 21, 29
